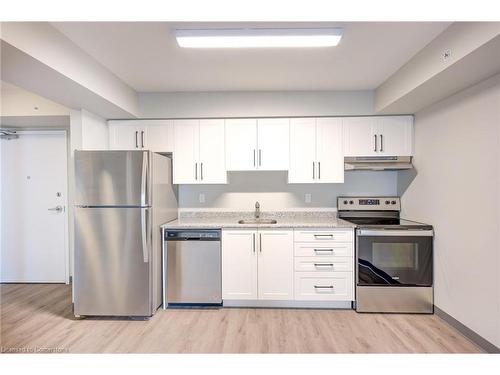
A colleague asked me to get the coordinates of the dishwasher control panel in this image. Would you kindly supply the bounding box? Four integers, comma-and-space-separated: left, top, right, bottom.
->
164, 229, 221, 241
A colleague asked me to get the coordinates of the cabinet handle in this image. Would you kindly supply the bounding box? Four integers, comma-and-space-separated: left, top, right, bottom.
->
374, 134, 378, 152
195, 163, 198, 180
252, 233, 256, 253
314, 234, 334, 239
380, 134, 383, 152
135, 131, 138, 148
141, 131, 145, 148
318, 162, 321, 180
253, 149, 256, 166
200, 162, 203, 180
314, 249, 334, 254
258, 149, 262, 167
314, 285, 334, 289
259, 233, 262, 253
312, 162, 315, 180
314, 263, 334, 268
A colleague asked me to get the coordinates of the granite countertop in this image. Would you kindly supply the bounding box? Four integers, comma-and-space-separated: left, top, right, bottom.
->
161, 211, 356, 229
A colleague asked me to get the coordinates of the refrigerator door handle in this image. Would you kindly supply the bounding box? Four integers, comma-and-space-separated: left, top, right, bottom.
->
141, 208, 149, 263
141, 152, 148, 206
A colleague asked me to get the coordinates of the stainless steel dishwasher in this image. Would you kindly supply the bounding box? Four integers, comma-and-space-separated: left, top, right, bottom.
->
163, 229, 222, 307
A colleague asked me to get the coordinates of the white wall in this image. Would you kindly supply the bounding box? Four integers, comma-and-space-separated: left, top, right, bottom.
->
68, 109, 108, 282
400, 74, 500, 348
138, 90, 374, 118
180, 171, 398, 210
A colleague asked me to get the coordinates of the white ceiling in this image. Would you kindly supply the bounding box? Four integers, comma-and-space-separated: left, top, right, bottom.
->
52, 22, 451, 93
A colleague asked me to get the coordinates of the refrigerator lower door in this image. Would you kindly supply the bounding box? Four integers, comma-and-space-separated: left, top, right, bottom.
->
74, 207, 154, 316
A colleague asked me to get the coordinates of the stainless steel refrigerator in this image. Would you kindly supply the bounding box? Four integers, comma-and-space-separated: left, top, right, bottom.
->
74, 150, 177, 317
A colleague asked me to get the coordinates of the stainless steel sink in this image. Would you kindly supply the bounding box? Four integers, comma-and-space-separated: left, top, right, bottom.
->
238, 219, 277, 225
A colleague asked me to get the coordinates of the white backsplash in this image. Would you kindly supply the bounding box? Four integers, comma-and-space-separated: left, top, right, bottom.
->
178, 170, 398, 210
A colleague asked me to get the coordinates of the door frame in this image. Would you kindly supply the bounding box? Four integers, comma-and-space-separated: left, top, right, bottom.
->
1, 129, 70, 284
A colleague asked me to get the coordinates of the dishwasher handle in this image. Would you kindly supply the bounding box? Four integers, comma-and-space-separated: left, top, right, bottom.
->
164, 229, 221, 241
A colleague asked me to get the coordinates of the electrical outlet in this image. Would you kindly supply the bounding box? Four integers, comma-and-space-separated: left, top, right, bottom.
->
305, 193, 312, 204
199, 193, 205, 203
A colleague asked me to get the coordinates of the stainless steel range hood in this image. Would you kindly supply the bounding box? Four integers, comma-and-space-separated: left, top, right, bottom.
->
344, 156, 413, 171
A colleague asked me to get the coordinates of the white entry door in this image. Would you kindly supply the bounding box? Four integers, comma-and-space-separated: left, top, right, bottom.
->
1, 131, 69, 283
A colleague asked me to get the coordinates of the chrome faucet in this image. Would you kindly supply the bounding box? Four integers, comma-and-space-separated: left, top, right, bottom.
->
255, 201, 260, 219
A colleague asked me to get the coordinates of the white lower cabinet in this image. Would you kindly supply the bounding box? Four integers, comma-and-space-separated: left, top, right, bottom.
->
294, 272, 353, 301
222, 230, 258, 300
222, 227, 354, 305
222, 229, 293, 301
257, 229, 294, 300
293, 228, 355, 302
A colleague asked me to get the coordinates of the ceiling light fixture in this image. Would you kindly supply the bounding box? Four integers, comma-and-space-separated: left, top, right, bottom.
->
175, 28, 343, 49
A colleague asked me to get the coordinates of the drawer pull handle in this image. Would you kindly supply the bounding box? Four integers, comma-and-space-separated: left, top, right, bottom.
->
314, 263, 334, 267
314, 234, 334, 239
314, 285, 334, 289
314, 249, 334, 254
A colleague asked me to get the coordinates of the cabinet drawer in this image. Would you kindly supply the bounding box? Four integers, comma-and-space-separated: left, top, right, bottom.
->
294, 257, 353, 272
294, 272, 353, 301
294, 242, 353, 257
294, 229, 353, 243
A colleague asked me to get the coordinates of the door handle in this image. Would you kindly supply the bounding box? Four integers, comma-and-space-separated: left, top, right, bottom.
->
135, 131, 138, 148
200, 162, 203, 180
195, 162, 198, 180
312, 162, 315, 180
252, 233, 256, 253
258, 149, 262, 167
259, 233, 262, 253
374, 134, 378, 152
141, 131, 145, 148
48, 205, 63, 213
380, 134, 383, 152
253, 149, 256, 167
318, 162, 321, 180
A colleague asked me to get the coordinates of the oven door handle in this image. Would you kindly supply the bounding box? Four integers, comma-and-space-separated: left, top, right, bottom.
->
357, 229, 433, 237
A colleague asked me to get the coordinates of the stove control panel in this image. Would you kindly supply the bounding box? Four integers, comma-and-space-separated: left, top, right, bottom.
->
337, 197, 401, 211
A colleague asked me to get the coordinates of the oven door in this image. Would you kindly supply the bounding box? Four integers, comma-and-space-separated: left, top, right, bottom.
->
357, 229, 433, 287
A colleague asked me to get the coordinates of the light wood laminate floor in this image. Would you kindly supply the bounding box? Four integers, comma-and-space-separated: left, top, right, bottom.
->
0, 284, 481, 353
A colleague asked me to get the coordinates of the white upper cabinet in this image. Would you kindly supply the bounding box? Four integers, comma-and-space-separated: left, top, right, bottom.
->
316, 118, 344, 183
108, 120, 173, 152
225, 118, 289, 171
173, 119, 226, 184
343, 116, 413, 157
225, 119, 257, 171
289, 118, 317, 183
375, 116, 413, 156
289, 118, 343, 184
256, 119, 290, 171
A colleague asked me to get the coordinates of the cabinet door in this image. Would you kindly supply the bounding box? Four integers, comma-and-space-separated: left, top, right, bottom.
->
316, 118, 344, 183
257, 230, 294, 300
343, 117, 377, 156
376, 116, 413, 156
199, 119, 227, 184
257, 118, 290, 171
222, 230, 258, 300
173, 120, 199, 184
144, 120, 174, 152
109, 122, 141, 150
225, 119, 258, 171
288, 118, 317, 183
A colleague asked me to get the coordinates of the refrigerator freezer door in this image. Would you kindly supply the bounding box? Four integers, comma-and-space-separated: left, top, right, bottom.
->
75, 150, 150, 207
74, 207, 154, 316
